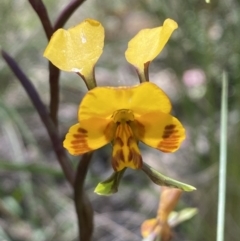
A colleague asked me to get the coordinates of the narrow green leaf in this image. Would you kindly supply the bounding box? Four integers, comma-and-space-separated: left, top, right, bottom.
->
94, 169, 126, 195
141, 163, 196, 192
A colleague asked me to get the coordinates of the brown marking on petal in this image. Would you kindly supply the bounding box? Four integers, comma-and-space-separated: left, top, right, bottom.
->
114, 150, 124, 162
163, 130, 178, 135
77, 127, 88, 134
115, 137, 124, 147
71, 140, 82, 145
127, 136, 135, 146
127, 136, 142, 169
162, 141, 178, 145
73, 133, 87, 139
70, 139, 88, 145
118, 149, 125, 161
164, 124, 176, 130
135, 120, 145, 139
111, 157, 119, 171
162, 145, 178, 149
69, 143, 92, 154
111, 149, 124, 171
104, 121, 117, 141
70, 143, 90, 149
164, 129, 175, 133
159, 139, 180, 145
164, 138, 179, 141
162, 132, 180, 139
128, 151, 133, 162
137, 121, 145, 138
162, 124, 178, 139
129, 120, 145, 140
160, 143, 178, 147
130, 148, 143, 169
158, 130, 181, 151
68, 129, 91, 153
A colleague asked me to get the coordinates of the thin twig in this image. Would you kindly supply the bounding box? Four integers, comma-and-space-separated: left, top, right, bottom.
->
54, 0, 86, 30
49, 62, 60, 126
1, 50, 75, 186
74, 153, 94, 241
28, 0, 53, 40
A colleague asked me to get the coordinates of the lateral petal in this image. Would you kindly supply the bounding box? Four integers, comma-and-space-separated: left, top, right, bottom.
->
133, 111, 185, 153
63, 117, 114, 155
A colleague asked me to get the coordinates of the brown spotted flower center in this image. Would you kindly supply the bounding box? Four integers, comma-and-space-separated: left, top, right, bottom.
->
111, 109, 142, 171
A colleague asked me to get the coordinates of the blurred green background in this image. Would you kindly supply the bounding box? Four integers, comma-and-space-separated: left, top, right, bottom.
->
0, 0, 239, 240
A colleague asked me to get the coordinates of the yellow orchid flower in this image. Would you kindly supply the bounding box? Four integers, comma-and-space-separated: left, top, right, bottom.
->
43, 18, 185, 172
63, 82, 185, 171
43, 18, 193, 193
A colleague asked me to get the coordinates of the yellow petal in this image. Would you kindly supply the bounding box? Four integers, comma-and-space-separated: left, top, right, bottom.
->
63, 117, 113, 155
79, 82, 171, 120
133, 111, 185, 153
125, 19, 178, 71
43, 19, 104, 77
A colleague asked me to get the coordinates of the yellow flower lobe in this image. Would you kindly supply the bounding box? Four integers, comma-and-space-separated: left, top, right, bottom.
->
125, 19, 178, 82
125, 19, 178, 69
43, 18, 104, 79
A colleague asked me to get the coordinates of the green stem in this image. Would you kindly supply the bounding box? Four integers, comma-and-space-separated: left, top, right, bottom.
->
217, 72, 228, 241
77, 68, 97, 90
136, 62, 150, 83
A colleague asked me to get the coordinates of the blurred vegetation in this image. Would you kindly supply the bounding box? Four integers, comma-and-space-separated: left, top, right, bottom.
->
0, 0, 240, 241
